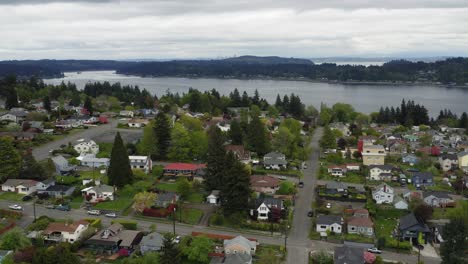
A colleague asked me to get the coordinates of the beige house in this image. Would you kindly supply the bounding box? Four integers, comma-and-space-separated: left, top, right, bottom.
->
42, 219, 90, 244
362, 145, 386, 165
458, 152, 468, 173
224, 235, 257, 255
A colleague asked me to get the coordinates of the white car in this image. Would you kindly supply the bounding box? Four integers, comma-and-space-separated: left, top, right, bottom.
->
326, 203, 331, 209
367, 247, 382, 254
105, 212, 117, 218
9, 204, 22, 210
174, 236, 181, 244
87, 210, 101, 215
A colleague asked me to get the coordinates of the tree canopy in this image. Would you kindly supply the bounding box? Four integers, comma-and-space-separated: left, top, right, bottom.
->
108, 132, 133, 187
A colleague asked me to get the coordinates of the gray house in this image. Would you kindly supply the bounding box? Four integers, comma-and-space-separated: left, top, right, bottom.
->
423, 191, 454, 208
412, 172, 434, 188
51, 155, 76, 175
139, 232, 163, 254
334, 246, 364, 264
38, 185, 75, 197
263, 152, 287, 170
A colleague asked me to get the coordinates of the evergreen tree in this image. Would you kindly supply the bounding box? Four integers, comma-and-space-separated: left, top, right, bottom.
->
275, 94, 282, 109
69, 93, 81, 107
84, 96, 93, 114
221, 152, 251, 216
205, 126, 226, 191
160, 233, 181, 264
108, 132, 133, 187
440, 217, 467, 264
42, 96, 51, 112
229, 88, 241, 107
247, 115, 270, 156
138, 121, 158, 159
153, 112, 171, 160
459, 112, 468, 129
0, 138, 21, 182
168, 123, 191, 161
5, 87, 18, 110
252, 89, 260, 105
20, 151, 47, 180
228, 119, 243, 145
282, 95, 290, 113
241, 91, 250, 107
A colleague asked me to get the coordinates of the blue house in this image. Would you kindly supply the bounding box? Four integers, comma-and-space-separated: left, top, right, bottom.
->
402, 154, 419, 165
412, 172, 434, 188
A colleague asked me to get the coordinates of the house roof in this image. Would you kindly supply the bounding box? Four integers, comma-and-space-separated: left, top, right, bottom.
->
326, 181, 346, 190
140, 232, 163, 248
334, 246, 364, 264
82, 184, 114, 194
353, 209, 369, 216
263, 158, 287, 165
222, 254, 252, 264
440, 153, 458, 161
41, 178, 55, 185
119, 230, 143, 248
164, 163, 205, 171
347, 216, 373, 228
368, 164, 393, 170
2, 179, 38, 188
254, 197, 282, 209
43, 219, 89, 235
225, 145, 250, 159
157, 192, 178, 202
457, 151, 468, 158
250, 175, 280, 188
399, 213, 430, 232
224, 235, 255, 251
264, 152, 285, 159
374, 183, 393, 193
316, 214, 342, 225
423, 191, 452, 199
412, 172, 433, 180
45, 185, 74, 192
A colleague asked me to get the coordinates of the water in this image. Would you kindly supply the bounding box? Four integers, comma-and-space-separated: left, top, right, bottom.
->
44, 71, 468, 116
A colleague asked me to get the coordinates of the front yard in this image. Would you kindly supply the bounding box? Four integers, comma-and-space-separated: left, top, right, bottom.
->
0, 192, 25, 201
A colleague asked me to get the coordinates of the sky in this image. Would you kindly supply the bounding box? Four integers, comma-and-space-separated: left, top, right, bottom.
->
0, 0, 467, 60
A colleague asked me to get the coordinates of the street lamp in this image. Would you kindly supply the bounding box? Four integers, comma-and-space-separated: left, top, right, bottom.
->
283, 223, 290, 251
173, 206, 176, 235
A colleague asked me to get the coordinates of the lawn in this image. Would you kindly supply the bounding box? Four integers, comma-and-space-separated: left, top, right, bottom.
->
344, 234, 374, 244
69, 196, 83, 209
255, 244, 285, 263
94, 198, 133, 212
156, 182, 177, 192
318, 168, 366, 184
180, 208, 203, 225
186, 191, 204, 203
0, 192, 25, 201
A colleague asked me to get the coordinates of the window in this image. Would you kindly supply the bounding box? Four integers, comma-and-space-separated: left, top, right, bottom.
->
320, 225, 327, 229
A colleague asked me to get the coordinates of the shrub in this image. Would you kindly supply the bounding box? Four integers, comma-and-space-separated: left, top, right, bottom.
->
84, 218, 102, 228
0, 209, 23, 219
210, 213, 225, 226
111, 220, 137, 230
28, 216, 54, 231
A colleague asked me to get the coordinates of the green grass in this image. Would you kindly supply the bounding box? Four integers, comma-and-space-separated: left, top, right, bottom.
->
156, 183, 177, 192
0, 192, 25, 201
344, 234, 374, 244
94, 198, 133, 212
186, 192, 204, 203
69, 196, 83, 209
318, 167, 366, 184
180, 208, 203, 225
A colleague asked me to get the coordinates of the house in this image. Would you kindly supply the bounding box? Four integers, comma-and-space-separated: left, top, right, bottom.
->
127, 118, 149, 128
423, 191, 454, 208
163, 163, 206, 180
345, 163, 360, 171
438, 154, 458, 172
316, 215, 343, 234
330, 122, 350, 136
402, 153, 419, 165
347, 216, 374, 237
225, 145, 251, 164
263, 152, 287, 170
334, 246, 365, 264
139, 232, 163, 254
0, 131, 36, 141
38, 185, 75, 197
0, 110, 28, 123
398, 213, 430, 242
387, 139, 407, 154
359, 135, 378, 146
85, 223, 143, 254
325, 181, 347, 195
251, 197, 283, 221
77, 154, 110, 168
82, 184, 115, 203
458, 151, 468, 173
119, 110, 134, 117
211, 254, 252, 264
412, 172, 434, 188
403, 134, 419, 143
42, 219, 90, 244
368, 165, 393, 181
155, 192, 178, 208
206, 190, 220, 205
362, 145, 386, 166
327, 165, 347, 177
372, 184, 394, 204
394, 197, 409, 210
36, 178, 56, 192
74, 139, 99, 154
51, 155, 76, 175
22, 121, 44, 133
250, 175, 281, 195
129, 155, 152, 173
224, 235, 257, 255
1, 179, 38, 195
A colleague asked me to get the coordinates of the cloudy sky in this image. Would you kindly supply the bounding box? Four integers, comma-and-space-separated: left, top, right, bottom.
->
0, 0, 467, 60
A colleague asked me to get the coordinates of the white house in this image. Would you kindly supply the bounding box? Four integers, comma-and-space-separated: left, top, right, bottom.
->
128, 119, 149, 128
81, 184, 115, 203
0, 110, 28, 124
263, 152, 287, 170
251, 197, 283, 221
372, 184, 394, 204
1, 179, 38, 195
316, 215, 343, 234
206, 190, 220, 205
77, 154, 110, 168
394, 197, 409, 210
423, 191, 454, 208
51, 155, 76, 175
368, 165, 393, 181
438, 154, 458, 172
74, 139, 99, 154
129, 155, 152, 173
36, 178, 56, 192
42, 220, 90, 244
119, 110, 134, 117
327, 165, 347, 177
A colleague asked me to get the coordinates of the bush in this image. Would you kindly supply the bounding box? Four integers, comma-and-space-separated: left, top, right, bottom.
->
240, 221, 281, 232
111, 220, 137, 230
0, 209, 23, 219
210, 213, 225, 226
28, 216, 54, 231
84, 218, 102, 228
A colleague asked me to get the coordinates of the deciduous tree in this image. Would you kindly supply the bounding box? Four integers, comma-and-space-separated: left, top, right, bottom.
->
133, 191, 157, 213
0, 228, 31, 251
181, 236, 213, 264
168, 123, 191, 161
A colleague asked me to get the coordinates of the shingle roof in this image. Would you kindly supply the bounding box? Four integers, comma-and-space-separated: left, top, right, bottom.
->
334, 246, 364, 264
43, 220, 89, 234
316, 215, 342, 225
347, 216, 373, 228
423, 191, 451, 199
250, 175, 280, 188
399, 213, 429, 232
224, 235, 255, 251
2, 179, 38, 188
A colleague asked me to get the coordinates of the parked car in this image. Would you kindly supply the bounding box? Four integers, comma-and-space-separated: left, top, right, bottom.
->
8, 204, 22, 211
45, 204, 55, 209
279, 176, 287, 180
326, 203, 332, 209
298, 182, 304, 188
22, 195, 33, 201
307, 211, 313, 217
367, 247, 382, 254
105, 212, 117, 218
55, 204, 70, 211
87, 210, 101, 215
174, 236, 181, 244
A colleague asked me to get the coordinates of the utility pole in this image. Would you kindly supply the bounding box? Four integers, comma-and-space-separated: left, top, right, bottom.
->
173, 207, 176, 235
33, 198, 37, 222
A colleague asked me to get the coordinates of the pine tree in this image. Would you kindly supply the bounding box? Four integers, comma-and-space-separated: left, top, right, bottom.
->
252, 89, 260, 105
43, 96, 51, 112
108, 132, 133, 187
205, 126, 226, 191
221, 152, 251, 216
160, 233, 181, 264
5, 87, 18, 110
247, 116, 270, 156
0, 138, 21, 182
154, 112, 171, 160
84, 96, 93, 114
459, 112, 468, 129
275, 94, 282, 109
69, 93, 81, 107
228, 119, 243, 145
20, 151, 47, 180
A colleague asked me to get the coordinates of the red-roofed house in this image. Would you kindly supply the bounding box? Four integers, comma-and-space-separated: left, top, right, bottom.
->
42, 219, 90, 244
250, 175, 281, 195
225, 145, 251, 164
163, 163, 206, 180
327, 165, 347, 177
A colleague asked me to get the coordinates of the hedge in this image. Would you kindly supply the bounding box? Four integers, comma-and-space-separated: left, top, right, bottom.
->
240, 221, 281, 232
84, 218, 102, 228
0, 209, 23, 219
111, 220, 138, 230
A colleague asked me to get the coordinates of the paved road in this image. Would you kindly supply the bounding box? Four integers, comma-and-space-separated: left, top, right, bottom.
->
287, 127, 323, 264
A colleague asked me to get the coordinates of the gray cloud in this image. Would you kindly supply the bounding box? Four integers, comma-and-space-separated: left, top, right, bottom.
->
0, 1, 467, 59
